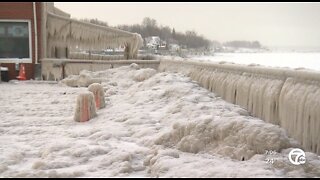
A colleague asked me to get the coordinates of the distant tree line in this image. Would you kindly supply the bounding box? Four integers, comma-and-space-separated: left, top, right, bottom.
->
80, 18, 109, 27
113, 17, 211, 49
79, 17, 210, 49
79, 17, 263, 50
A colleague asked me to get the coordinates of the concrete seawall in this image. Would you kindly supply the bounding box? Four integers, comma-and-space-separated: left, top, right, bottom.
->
159, 59, 320, 155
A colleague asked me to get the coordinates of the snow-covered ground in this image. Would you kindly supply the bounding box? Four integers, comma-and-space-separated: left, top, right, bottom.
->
0, 64, 319, 177
191, 53, 320, 71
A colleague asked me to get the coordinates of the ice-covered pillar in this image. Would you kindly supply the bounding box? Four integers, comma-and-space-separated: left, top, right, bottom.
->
125, 33, 143, 59
74, 92, 97, 122
124, 44, 130, 60
88, 83, 106, 109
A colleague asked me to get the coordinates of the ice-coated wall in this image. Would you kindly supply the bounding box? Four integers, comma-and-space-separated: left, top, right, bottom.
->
41, 59, 160, 81
159, 59, 320, 155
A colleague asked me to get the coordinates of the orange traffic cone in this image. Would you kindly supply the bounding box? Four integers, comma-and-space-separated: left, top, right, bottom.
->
17, 64, 26, 80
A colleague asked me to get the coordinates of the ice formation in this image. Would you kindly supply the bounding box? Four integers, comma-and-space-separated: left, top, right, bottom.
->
159, 59, 320, 155
60, 70, 102, 87
46, 12, 143, 59
41, 59, 160, 81
155, 118, 296, 161
279, 78, 320, 154
88, 83, 106, 109
74, 92, 97, 122
132, 68, 157, 82
41, 60, 63, 81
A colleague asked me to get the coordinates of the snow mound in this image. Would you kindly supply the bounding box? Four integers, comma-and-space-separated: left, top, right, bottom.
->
60, 70, 102, 87
132, 68, 157, 82
129, 63, 140, 70
155, 117, 297, 161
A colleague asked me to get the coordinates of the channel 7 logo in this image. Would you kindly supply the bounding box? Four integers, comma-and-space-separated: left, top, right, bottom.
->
288, 148, 306, 165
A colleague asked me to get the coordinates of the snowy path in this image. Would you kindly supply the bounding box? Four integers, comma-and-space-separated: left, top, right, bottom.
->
0, 65, 319, 177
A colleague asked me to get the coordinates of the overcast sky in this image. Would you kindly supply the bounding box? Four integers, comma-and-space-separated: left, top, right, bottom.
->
55, 2, 320, 49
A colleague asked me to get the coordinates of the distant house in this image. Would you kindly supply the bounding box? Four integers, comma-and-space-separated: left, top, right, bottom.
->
145, 36, 161, 50
169, 44, 180, 51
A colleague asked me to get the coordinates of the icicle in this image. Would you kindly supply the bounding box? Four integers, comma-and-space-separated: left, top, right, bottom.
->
159, 59, 320, 155
279, 78, 320, 154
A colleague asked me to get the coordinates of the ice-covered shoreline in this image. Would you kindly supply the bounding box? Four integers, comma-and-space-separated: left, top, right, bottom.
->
0, 64, 319, 177
190, 52, 320, 71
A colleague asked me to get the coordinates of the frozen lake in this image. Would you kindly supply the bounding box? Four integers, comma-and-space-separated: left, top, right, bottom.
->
191, 53, 320, 71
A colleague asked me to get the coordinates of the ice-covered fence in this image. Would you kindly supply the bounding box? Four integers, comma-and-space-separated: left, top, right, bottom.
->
41, 58, 160, 81
46, 12, 143, 59
159, 59, 320, 155
68, 52, 124, 61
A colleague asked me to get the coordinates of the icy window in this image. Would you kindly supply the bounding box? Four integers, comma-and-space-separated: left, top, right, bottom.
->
0, 21, 31, 61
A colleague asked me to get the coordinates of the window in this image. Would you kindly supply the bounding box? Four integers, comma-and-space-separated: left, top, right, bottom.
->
0, 20, 32, 63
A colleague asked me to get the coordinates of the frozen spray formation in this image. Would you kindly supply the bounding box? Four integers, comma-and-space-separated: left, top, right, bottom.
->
60, 70, 102, 87
279, 78, 320, 154
41, 59, 160, 81
155, 118, 294, 161
159, 59, 320, 155
46, 13, 143, 59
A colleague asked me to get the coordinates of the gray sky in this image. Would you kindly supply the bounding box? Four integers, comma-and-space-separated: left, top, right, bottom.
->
55, 2, 320, 49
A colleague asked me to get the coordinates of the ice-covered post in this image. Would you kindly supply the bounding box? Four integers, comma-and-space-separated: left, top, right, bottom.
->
88, 83, 106, 109
124, 33, 143, 59
74, 92, 97, 122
